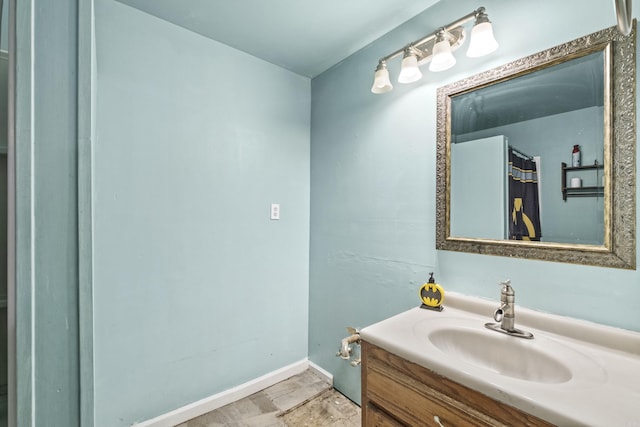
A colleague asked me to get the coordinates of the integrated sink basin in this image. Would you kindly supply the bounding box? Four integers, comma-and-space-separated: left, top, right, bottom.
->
428, 326, 572, 383
359, 293, 640, 426
360, 293, 640, 426
411, 316, 607, 387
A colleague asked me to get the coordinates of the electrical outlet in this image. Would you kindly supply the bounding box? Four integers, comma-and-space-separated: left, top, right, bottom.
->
270, 203, 280, 220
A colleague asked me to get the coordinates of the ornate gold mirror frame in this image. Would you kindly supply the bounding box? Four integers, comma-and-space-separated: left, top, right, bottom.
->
436, 23, 636, 269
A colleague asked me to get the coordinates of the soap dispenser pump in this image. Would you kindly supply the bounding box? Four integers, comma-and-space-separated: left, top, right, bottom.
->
419, 272, 445, 311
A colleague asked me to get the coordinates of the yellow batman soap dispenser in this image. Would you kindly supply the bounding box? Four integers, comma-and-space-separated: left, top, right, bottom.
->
419, 272, 444, 311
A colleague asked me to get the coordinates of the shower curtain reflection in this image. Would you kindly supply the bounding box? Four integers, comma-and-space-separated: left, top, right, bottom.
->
508, 148, 542, 241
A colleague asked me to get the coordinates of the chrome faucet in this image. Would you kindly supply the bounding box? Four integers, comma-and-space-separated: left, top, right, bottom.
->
495, 279, 516, 331
485, 280, 533, 339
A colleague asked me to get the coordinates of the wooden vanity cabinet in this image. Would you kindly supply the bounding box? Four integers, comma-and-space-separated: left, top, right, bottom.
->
361, 341, 554, 427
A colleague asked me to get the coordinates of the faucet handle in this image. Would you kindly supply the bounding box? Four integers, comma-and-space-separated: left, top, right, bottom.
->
498, 279, 514, 295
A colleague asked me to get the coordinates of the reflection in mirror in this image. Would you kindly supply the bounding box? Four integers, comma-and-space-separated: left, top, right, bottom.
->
436, 24, 636, 269
450, 51, 605, 245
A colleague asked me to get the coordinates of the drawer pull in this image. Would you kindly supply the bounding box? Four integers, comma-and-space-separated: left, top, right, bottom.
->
434, 415, 445, 427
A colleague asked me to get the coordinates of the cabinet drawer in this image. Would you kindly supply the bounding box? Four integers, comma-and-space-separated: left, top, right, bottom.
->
361, 341, 555, 427
367, 362, 498, 426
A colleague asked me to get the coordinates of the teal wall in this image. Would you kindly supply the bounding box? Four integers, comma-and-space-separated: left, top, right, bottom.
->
309, 0, 640, 404
92, 1, 310, 425
15, 0, 80, 425
15, 0, 640, 424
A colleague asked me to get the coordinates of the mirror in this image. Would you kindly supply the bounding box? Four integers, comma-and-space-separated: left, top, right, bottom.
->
436, 23, 636, 269
450, 51, 606, 245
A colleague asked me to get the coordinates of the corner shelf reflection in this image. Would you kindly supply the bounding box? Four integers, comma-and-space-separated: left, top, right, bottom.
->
561, 162, 604, 201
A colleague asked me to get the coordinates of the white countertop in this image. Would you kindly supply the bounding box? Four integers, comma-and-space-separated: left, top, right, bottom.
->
360, 292, 640, 426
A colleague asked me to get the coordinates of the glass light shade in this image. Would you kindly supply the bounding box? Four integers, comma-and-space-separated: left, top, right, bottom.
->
398, 53, 422, 84
466, 21, 499, 58
371, 67, 393, 94
429, 38, 456, 72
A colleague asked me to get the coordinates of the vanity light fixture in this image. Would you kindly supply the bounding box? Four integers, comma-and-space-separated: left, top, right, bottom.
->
371, 61, 393, 93
466, 9, 499, 57
398, 49, 423, 83
371, 7, 498, 94
429, 30, 457, 72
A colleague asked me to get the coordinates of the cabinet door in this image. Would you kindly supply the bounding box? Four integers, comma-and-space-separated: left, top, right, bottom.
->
365, 403, 404, 427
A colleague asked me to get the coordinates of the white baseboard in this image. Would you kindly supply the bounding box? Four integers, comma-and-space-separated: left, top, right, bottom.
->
308, 361, 334, 385
133, 359, 309, 427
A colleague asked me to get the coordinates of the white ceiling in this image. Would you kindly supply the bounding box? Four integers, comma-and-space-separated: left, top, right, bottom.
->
115, 0, 440, 77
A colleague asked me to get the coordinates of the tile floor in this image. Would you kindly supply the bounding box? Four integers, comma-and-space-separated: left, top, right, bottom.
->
177, 369, 361, 427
